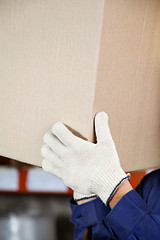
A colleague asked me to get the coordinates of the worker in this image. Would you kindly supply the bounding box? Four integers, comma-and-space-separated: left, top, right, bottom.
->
41, 111, 160, 239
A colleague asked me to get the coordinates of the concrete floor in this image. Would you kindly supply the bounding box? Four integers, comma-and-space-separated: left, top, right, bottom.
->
0, 194, 74, 240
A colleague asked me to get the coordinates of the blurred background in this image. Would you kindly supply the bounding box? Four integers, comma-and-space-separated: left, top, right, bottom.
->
0, 155, 155, 240
0, 156, 73, 240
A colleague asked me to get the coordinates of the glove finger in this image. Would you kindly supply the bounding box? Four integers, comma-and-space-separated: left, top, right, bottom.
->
51, 122, 78, 147
43, 132, 66, 157
95, 111, 113, 144
42, 159, 63, 179
41, 144, 63, 168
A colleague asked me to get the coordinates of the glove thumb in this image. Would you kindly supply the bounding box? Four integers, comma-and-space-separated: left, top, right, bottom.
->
95, 111, 113, 144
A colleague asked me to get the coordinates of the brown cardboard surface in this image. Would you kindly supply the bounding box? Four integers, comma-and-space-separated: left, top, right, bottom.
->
0, 0, 104, 166
92, 0, 160, 171
0, 0, 160, 171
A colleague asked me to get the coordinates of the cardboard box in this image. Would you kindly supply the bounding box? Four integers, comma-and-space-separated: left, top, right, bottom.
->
0, 0, 160, 171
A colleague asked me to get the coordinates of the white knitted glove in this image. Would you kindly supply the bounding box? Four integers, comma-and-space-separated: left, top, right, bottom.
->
41, 112, 130, 205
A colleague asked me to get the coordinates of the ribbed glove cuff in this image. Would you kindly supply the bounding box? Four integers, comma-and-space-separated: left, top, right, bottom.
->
73, 192, 97, 201
91, 165, 130, 206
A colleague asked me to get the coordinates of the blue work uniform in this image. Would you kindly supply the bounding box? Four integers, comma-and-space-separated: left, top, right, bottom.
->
70, 169, 160, 239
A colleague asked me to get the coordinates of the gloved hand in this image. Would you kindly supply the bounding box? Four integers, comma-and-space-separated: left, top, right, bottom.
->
41, 112, 130, 205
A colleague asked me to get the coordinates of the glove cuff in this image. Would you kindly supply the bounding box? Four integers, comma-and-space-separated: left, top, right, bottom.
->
73, 191, 97, 201
91, 165, 130, 206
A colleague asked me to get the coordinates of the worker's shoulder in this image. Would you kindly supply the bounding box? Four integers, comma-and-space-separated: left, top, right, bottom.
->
142, 169, 160, 184
136, 169, 160, 195
136, 169, 160, 211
